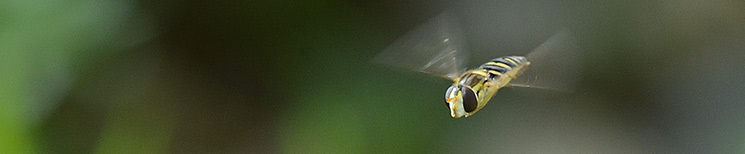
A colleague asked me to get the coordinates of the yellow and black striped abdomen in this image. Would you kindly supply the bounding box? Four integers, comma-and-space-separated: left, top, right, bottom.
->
478, 56, 527, 79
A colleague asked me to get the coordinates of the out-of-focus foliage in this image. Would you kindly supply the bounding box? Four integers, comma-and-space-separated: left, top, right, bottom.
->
1, 0, 745, 154
1, 0, 154, 153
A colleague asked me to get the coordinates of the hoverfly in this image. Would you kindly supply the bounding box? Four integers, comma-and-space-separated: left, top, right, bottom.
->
373, 12, 581, 118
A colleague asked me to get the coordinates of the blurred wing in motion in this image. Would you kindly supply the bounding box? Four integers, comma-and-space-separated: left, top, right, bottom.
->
509, 29, 582, 91
372, 12, 468, 80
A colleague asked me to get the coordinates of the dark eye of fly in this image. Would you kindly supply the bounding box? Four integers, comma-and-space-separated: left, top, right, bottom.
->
460, 86, 478, 112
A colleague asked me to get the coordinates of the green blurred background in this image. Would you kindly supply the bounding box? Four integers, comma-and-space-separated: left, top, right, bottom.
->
2, 0, 745, 153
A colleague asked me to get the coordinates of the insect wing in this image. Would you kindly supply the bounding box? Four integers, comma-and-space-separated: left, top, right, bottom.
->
509, 29, 582, 91
372, 13, 468, 80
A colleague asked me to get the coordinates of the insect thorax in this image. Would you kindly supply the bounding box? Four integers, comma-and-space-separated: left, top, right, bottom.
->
454, 56, 529, 101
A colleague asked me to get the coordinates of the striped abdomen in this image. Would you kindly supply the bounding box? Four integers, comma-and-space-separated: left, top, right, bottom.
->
478, 56, 527, 80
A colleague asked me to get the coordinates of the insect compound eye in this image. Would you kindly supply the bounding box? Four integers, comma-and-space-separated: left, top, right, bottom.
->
460, 86, 478, 113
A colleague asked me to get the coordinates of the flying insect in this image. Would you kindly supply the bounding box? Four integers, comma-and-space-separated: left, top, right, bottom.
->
373, 12, 581, 118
